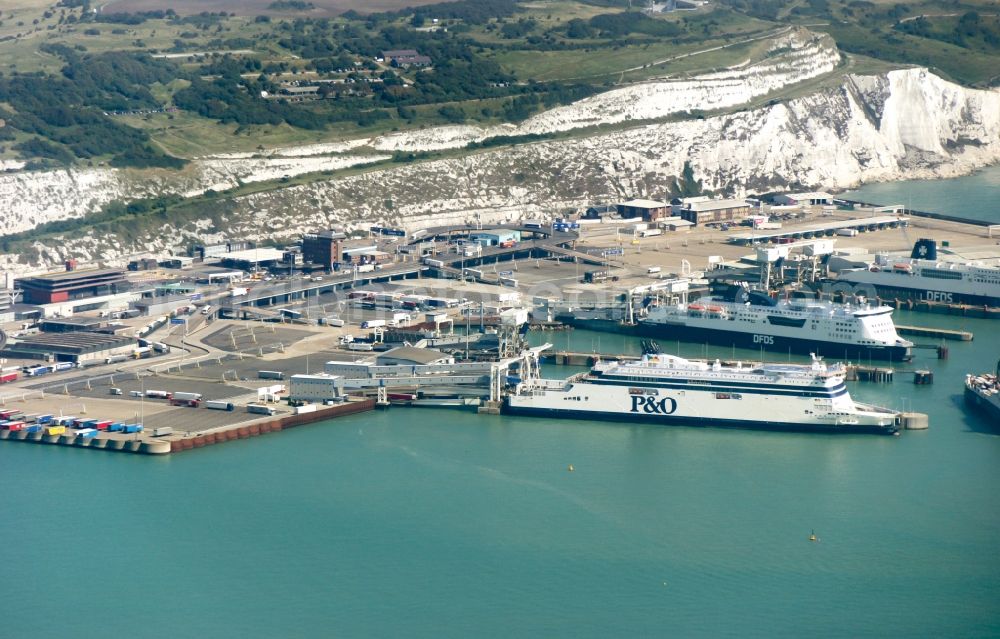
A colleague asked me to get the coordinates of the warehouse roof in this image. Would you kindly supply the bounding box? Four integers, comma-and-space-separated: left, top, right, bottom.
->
4, 332, 134, 355
686, 198, 750, 212
619, 199, 668, 209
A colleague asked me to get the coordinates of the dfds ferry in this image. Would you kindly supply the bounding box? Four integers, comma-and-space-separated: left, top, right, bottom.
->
836, 239, 1000, 307
639, 288, 913, 362
507, 353, 900, 434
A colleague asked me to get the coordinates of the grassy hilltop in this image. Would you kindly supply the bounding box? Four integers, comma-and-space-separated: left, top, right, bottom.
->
0, 0, 997, 259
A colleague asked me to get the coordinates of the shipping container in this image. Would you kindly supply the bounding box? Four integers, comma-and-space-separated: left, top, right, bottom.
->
123, 424, 143, 433
105, 354, 129, 364
107, 423, 125, 432
25, 424, 43, 434
133, 346, 152, 359
523, 220, 542, 229
58, 416, 77, 426
836, 228, 859, 237
172, 392, 203, 402
2, 421, 24, 431
36, 415, 54, 425
76, 428, 98, 439
94, 421, 113, 431
152, 342, 171, 353
647, 266, 662, 274
422, 258, 444, 268
205, 400, 235, 411
146, 390, 172, 400
247, 404, 276, 416
258, 370, 285, 380
152, 427, 173, 437
45, 425, 66, 436
360, 319, 386, 329
324, 318, 345, 328
170, 398, 200, 408
0, 371, 18, 384
347, 342, 374, 352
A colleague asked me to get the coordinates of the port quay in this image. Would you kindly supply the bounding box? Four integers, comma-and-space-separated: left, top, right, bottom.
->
2, 194, 998, 455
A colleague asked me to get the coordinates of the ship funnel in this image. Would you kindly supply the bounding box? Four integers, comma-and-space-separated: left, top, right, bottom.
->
911, 239, 937, 260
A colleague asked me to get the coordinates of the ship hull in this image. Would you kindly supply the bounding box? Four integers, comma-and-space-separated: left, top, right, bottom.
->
964, 387, 1000, 423
560, 316, 911, 362
505, 404, 897, 435
835, 280, 998, 307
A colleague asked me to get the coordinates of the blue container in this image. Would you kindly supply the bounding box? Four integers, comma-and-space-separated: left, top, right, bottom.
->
36, 415, 53, 425
25, 425, 42, 434
107, 423, 125, 432
123, 424, 143, 434
81, 419, 99, 429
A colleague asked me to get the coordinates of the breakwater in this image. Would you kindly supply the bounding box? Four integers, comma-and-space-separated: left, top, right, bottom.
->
839, 198, 995, 228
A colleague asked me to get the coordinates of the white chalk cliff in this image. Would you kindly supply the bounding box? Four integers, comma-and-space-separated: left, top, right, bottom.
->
0, 31, 998, 273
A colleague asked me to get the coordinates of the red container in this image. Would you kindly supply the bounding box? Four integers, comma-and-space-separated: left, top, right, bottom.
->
94, 420, 113, 431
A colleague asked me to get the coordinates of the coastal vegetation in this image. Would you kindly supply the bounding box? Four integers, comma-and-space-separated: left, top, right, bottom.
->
0, 0, 995, 266
0, 0, 990, 170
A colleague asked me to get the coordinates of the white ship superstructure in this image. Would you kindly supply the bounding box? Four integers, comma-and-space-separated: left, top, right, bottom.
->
639, 289, 912, 362
836, 239, 1000, 307
507, 354, 899, 434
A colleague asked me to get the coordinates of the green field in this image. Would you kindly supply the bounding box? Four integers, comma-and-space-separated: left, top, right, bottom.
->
1, 0, 998, 170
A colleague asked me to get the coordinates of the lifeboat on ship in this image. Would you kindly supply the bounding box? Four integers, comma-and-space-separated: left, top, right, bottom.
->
893, 263, 913, 273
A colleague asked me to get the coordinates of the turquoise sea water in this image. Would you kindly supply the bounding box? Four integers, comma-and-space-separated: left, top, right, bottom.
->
2, 311, 998, 638
842, 164, 1000, 224
3, 173, 1000, 637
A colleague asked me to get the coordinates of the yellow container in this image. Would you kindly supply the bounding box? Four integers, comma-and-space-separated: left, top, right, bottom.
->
45, 426, 66, 436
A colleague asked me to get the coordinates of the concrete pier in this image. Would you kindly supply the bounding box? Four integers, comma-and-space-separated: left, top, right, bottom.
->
0, 398, 375, 457
896, 325, 973, 341
900, 412, 930, 430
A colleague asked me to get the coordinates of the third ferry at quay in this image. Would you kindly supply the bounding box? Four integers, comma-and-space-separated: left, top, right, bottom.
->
638, 287, 913, 362
507, 352, 900, 434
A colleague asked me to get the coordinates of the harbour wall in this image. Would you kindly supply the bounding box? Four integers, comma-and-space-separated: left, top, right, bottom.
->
168, 398, 375, 454
0, 399, 375, 456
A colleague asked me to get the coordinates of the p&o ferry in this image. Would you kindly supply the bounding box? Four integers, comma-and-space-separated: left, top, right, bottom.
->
639, 288, 913, 362
506, 351, 900, 434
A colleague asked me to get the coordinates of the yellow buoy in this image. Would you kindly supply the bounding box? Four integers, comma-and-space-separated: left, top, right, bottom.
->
567, 464, 574, 472
809, 530, 818, 542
